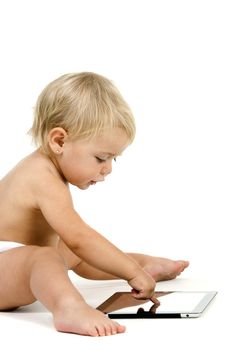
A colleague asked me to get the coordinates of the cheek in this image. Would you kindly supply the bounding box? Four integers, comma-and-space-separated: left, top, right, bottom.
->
60, 151, 101, 182
70, 159, 99, 180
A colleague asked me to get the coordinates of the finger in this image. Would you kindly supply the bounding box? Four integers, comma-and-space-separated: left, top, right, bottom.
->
131, 290, 146, 300
150, 293, 161, 306
149, 302, 160, 314
131, 288, 141, 298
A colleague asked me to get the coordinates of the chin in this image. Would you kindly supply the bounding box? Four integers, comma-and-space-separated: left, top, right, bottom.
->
76, 184, 90, 190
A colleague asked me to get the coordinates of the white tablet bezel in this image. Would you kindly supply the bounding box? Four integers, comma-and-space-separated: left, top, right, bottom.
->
97, 291, 217, 318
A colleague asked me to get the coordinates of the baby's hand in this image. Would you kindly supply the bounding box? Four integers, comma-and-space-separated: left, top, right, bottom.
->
128, 270, 158, 303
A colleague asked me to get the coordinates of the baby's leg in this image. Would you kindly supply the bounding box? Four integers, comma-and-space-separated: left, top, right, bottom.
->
73, 253, 189, 282
127, 253, 189, 281
58, 238, 188, 282
0, 246, 125, 336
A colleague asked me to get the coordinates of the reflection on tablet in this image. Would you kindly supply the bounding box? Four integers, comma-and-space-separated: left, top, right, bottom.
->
97, 291, 217, 318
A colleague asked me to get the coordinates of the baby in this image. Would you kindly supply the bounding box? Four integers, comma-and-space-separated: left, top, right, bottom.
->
0, 72, 189, 336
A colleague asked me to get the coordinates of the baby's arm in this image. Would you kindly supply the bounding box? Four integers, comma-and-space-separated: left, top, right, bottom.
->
35, 173, 156, 301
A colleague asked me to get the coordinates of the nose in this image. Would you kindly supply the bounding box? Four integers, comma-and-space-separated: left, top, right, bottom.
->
100, 160, 112, 176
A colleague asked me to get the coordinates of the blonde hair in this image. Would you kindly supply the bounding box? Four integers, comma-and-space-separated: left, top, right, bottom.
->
29, 72, 136, 153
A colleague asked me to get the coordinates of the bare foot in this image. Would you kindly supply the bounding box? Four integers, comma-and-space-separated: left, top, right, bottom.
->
142, 256, 189, 282
53, 299, 126, 337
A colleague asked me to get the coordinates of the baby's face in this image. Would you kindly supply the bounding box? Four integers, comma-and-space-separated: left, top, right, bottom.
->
57, 127, 129, 189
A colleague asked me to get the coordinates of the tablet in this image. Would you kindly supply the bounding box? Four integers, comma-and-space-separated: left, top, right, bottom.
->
97, 291, 217, 318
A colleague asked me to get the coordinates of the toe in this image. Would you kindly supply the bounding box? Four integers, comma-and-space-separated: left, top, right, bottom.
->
89, 327, 100, 337
105, 324, 113, 336
96, 325, 106, 336
176, 260, 189, 272
117, 324, 126, 333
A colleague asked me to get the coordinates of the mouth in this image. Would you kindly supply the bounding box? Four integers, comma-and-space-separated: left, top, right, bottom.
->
90, 177, 105, 185
90, 181, 97, 185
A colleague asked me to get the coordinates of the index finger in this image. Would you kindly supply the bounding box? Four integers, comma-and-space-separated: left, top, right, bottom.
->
150, 292, 161, 307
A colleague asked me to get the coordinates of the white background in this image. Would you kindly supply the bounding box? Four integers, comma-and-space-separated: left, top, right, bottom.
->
0, 0, 232, 340
0, 0, 232, 279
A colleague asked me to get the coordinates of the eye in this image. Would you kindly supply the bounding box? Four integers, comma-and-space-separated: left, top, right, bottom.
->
95, 157, 106, 163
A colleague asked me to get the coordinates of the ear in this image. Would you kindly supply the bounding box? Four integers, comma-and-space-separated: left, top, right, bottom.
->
47, 127, 68, 155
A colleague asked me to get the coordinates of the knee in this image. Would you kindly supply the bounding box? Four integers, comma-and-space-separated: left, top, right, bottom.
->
30, 246, 67, 267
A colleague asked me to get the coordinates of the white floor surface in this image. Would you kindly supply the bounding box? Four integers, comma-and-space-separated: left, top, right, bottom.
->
0, 272, 231, 350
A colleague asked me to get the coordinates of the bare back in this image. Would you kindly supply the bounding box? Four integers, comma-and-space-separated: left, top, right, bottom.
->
0, 151, 64, 247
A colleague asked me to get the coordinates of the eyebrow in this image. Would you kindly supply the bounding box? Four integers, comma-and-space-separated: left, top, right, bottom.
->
99, 152, 122, 157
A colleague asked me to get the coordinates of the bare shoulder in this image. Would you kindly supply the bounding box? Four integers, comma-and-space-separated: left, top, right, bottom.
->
28, 152, 84, 244
23, 150, 64, 181
1, 150, 60, 182
0, 150, 71, 209
26, 151, 72, 204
